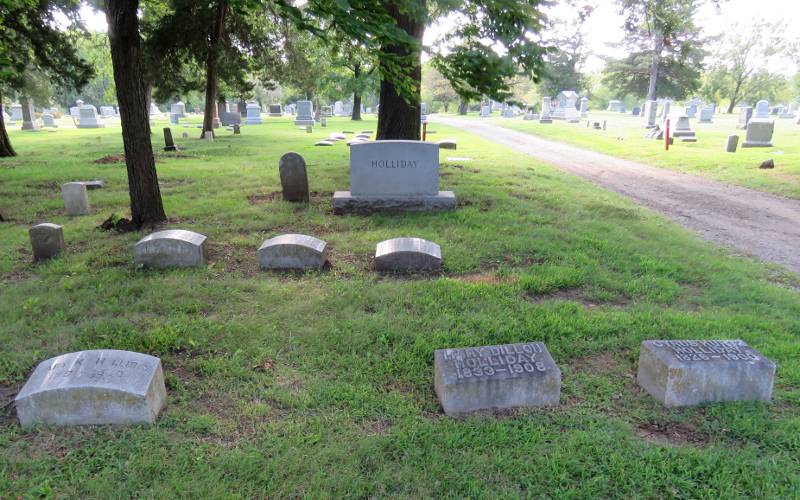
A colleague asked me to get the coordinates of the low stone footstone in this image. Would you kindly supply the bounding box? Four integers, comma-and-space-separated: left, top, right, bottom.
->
315, 140, 333, 146
29, 223, 64, 261
134, 229, 208, 268
726, 135, 739, 153
15, 349, 167, 427
333, 141, 456, 213
637, 340, 775, 407
759, 159, 775, 169
434, 342, 561, 415
375, 237, 441, 272
279, 152, 309, 203
163, 127, 178, 151
437, 139, 457, 150
258, 234, 327, 270
680, 137, 697, 143
233, 124, 240, 134
61, 182, 90, 215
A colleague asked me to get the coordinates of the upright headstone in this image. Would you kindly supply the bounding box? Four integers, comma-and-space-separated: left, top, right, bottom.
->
579, 97, 589, 118
15, 350, 167, 427
9, 103, 23, 123
779, 103, 797, 119
671, 116, 695, 138
333, 141, 456, 213
754, 100, 770, 119
170, 101, 186, 117
480, 105, 491, 117
643, 100, 657, 128
61, 182, 90, 215
661, 100, 672, 120
278, 152, 309, 202
269, 104, 283, 117
21, 99, 39, 131
552, 91, 580, 122
294, 100, 315, 126
245, 102, 262, 125
434, 342, 561, 415
258, 234, 326, 270
333, 101, 345, 116
134, 229, 208, 268
726, 134, 739, 153
738, 106, 753, 129
100, 106, 116, 118
149, 102, 161, 116
29, 223, 64, 262
41, 112, 56, 128
375, 237, 442, 271
637, 340, 775, 407
742, 120, 775, 148
698, 106, 714, 123
606, 100, 623, 112
539, 97, 552, 123
77, 105, 105, 128
163, 127, 178, 151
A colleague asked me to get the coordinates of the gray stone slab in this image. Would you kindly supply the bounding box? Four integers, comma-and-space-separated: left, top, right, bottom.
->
375, 237, 441, 271
333, 190, 456, 214
15, 349, 167, 427
742, 120, 774, 148
258, 234, 327, 270
279, 152, 309, 202
61, 182, 90, 215
434, 342, 561, 415
29, 223, 64, 262
350, 141, 440, 196
637, 340, 775, 407
726, 135, 739, 153
134, 229, 208, 268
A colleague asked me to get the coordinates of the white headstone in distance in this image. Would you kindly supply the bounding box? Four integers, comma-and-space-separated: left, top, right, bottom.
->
15, 349, 167, 427
9, 103, 23, 123
269, 104, 283, 117
149, 102, 161, 116
579, 97, 589, 118
539, 97, 553, 123
754, 100, 769, 119
170, 101, 186, 117
77, 105, 105, 128
480, 105, 491, 117
42, 113, 56, 128
245, 102, 262, 124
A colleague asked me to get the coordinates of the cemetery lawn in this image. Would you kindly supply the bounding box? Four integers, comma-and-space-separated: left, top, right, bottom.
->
487, 111, 800, 199
2, 118, 800, 497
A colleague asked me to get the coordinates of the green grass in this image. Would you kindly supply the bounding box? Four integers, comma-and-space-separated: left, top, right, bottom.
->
481, 110, 800, 199
1, 116, 800, 497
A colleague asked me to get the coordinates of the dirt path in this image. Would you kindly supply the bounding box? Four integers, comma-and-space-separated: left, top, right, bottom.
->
434, 116, 800, 275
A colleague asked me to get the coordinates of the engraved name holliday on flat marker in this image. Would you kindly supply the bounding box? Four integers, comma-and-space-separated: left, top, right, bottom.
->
15, 350, 167, 427
434, 342, 561, 415
637, 340, 776, 407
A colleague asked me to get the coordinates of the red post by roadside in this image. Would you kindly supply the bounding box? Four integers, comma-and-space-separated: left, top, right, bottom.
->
422, 122, 427, 141
664, 118, 670, 151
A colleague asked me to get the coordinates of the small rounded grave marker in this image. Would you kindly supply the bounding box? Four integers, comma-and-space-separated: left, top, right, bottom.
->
134, 229, 208, 268
61, 182, 90, 215
29, 222, 64, 261
375, 237, 441, 272
258, 234, 327, 270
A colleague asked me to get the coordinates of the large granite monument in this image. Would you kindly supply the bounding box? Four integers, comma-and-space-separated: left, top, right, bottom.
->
294, 100, 315, 126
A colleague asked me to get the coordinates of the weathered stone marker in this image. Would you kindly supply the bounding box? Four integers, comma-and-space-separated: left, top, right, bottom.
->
375, 237, 441, 272
637, 340, 775, 407
333, 141, 456, 213
233, 124, 240, 134
437, 139, 457, 150
29, 223, 64, 261
278, 152, 309, 203
61, 182, 90, 215
726, 134, 739, 153
134, 229, 208, 268
15, 349, 167, 427
258, 234, 327, 270
163, 127, 178, 151
742, 120, 775, 148
434, 342, 561, 415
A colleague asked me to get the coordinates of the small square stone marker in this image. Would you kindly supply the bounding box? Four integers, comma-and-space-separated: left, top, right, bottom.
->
15, 349, 167, 427
29, 223, 65, 261
637, 340, 776, 407
434, 342, 561, 415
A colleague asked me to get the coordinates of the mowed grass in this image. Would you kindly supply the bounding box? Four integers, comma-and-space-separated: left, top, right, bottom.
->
1, 115, 800, 497
485, 110, 800, 199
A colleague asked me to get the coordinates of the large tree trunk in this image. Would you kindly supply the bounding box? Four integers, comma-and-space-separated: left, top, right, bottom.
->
201, 0, 228, 138
376, 1, 426, 140
646, 35, 663, 101
107, 0, 166, 227
0, 92, 16, 157
351, 63, 362, 121
727, 78, 744, 114
458, 101, 468, 115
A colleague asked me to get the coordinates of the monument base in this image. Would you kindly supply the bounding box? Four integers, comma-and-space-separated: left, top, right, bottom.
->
741, 141, 773, 148
333, 191, 456, 214
294, 119, 315, 126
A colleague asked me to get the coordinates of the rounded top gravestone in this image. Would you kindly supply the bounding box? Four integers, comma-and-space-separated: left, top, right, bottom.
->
278, 152, 309, 203
258, 234, 327, 270
134, 229, 208, 268
15, 349, 167, 427
375, 237, 442, 271
29, 223, 64, 262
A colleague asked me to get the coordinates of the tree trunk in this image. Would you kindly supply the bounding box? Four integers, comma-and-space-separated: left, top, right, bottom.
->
727, 79, 743, 114
201, 0, 228, 138
0, 92, 16, 157
646, 33, 663, 101
458, 101, 467, 115
376, 1, 426, 140
106, 0, 166, 227
351, 63, 363, 121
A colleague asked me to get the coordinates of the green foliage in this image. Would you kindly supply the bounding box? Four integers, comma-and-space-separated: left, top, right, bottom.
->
602, 49, 704, 100
421, 64, 458, 111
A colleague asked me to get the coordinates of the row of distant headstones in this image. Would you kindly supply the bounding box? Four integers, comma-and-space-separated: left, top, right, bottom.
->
14, 339, 776, 427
